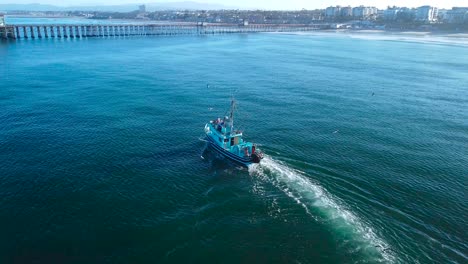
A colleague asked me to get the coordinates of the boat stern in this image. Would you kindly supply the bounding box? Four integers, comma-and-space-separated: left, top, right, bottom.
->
251, 152, 264, 163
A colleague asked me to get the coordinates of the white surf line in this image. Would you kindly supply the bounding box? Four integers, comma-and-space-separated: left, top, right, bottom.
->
249, 155, 396, 263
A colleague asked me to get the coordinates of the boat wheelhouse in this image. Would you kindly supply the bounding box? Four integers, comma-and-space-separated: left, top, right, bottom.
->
204, 99, 263, 165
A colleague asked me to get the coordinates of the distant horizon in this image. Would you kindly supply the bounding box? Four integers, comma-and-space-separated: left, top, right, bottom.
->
1, 1, 468, 10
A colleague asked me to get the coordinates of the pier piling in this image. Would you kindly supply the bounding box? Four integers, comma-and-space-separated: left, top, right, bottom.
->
5, 23, 320, 41
43, 26, 48, 38
37, 26, 42, 38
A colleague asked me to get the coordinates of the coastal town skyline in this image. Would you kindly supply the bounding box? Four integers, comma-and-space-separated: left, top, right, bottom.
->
3, 0, 468, 10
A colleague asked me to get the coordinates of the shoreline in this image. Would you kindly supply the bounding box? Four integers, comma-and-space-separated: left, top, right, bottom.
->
318, 29, 468, 39
4, 15, 468, 40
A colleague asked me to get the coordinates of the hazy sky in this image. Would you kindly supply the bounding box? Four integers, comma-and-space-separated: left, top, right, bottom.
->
6, 0, 467, 9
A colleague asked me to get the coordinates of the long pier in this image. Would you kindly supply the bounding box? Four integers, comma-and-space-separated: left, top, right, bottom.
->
0, 23, 320, 40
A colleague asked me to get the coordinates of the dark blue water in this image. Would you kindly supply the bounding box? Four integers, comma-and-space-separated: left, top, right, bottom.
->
1, 32, 467, 263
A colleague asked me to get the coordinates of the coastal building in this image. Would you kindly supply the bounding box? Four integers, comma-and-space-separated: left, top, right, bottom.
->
437, 9, 448, 21
352, 6, 378, 19
326, 5, 369, 19
0, 14, 5, 26
341, 6, 353, 17
416, 6, 438, 22
352, 6, 363, 17
325, 6, 341, 17
444, 7, 468, 23
383, 7, 400, 20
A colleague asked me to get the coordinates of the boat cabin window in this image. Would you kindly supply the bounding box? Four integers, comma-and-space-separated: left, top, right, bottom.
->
224, 138, 229, 143
231, 137, 240, 146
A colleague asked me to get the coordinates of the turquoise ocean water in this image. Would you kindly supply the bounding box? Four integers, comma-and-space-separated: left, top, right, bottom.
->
1, 21, 467, 263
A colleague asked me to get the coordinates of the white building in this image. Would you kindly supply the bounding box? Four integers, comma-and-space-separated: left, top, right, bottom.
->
0, 14, 5, 26
352, 6, 378, 18
416, 6, 438, 22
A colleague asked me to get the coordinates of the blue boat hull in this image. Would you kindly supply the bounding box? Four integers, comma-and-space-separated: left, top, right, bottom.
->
206, 136, 255, 166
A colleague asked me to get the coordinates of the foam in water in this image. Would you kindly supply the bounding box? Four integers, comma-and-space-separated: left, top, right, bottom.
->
248, 156, 396, 263
269, 31, 468, 47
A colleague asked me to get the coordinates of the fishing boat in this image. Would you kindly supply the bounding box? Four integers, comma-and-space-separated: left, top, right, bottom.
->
204, 99, 263, 165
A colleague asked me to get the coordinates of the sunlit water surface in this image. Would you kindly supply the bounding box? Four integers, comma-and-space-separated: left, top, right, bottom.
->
1, 29, 467, 263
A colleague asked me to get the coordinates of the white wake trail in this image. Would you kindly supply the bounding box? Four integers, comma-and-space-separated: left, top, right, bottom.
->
249, 156, 396, 263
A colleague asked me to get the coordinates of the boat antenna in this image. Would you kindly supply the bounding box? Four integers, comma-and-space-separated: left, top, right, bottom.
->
230, 95, 235, 132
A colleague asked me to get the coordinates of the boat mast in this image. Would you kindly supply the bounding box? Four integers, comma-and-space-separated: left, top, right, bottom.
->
230, 97, 235, 132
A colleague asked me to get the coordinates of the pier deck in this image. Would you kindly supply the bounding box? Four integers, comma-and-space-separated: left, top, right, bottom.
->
0, 23, 319, 40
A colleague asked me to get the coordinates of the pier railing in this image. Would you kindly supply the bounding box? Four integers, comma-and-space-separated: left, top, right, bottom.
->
0, 23, 319, 40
